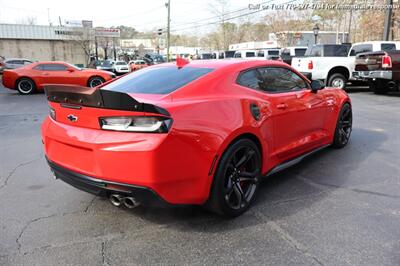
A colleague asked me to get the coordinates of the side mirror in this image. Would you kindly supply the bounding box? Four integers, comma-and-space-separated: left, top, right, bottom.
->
310, 80, 325, 92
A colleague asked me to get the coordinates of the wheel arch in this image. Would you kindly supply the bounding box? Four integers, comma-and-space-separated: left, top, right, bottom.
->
213, 129, 268, 177
327, 66, 350, 81
15, 76, 37, 89
86, 75, 105, 87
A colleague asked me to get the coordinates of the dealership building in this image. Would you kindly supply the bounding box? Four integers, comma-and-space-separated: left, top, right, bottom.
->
0, 23, 92, 66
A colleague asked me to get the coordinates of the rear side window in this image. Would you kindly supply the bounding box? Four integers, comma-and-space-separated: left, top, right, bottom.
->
234, 53, 242, 58
257, 51, 265, 57
381, 43, 396, 51
237, 70, 260, 89
103, 66, 214, 94
246, 52, 255, 57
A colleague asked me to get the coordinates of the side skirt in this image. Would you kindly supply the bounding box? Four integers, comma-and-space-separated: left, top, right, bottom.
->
265, 144, 331, 177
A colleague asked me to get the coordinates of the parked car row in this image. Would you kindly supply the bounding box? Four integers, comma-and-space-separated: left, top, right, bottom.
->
95, 59, 149, 73
290, 41, 400, 91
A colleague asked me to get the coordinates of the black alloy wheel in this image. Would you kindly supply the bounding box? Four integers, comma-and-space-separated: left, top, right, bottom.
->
207, 139, 261, 217
332, 103, 352, 148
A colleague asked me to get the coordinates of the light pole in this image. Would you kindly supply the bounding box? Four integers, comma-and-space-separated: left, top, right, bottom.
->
166, 0, 171, 62
313, 24, 320, 45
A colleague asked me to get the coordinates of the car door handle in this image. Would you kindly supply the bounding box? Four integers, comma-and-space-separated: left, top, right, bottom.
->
43, 72, 49, 76
276, 103, 288, 110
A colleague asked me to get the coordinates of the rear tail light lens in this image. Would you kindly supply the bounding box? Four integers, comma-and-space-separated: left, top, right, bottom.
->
308, 60, 313, 70
382, 55, 392, 68
100, 116, 172, 133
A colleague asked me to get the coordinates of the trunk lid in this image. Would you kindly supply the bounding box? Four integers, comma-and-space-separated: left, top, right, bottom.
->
44, 85, 170, 130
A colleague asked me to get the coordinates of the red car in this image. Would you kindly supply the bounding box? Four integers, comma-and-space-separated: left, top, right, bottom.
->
2, 61, 116, 94
42, 59, 352, 217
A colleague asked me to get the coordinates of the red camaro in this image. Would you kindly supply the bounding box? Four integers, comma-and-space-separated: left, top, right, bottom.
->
41, 59, 352, 216
2, 61, 116, 94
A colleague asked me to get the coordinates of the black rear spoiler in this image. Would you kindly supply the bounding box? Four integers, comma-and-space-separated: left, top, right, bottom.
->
44, 85, 170, 116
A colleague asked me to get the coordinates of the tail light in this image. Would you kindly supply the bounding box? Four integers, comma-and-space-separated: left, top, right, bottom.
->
99, 116, 173, 133
382, 55, 392, 68
0, 62, 4, 67
308, 60, 313, 70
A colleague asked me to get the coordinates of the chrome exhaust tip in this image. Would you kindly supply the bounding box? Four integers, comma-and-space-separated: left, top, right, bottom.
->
123, 197, 140, 209
109, 194, 123, 207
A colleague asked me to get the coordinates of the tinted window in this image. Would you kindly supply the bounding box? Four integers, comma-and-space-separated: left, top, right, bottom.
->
39, 64, 68, 71
257, 67, 307, 93
6, 60, 22, 64
246, 52, 255, 57
324, 45, 348, 56
294, 48, 307, 56
381, 43, 396, 51
237, 70, 260, 89
103, 67, 214, 94
305, 45, 322, 57
281, 49, 290, 56
102, 61, 113, 67
349, 44, 373, 56
267, 50, 280, 56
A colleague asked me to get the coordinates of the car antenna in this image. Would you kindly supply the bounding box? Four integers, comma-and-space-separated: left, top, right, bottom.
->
176, 56, 189, 69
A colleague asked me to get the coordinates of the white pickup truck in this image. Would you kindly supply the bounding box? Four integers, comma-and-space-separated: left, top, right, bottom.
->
291, 41, 400, 89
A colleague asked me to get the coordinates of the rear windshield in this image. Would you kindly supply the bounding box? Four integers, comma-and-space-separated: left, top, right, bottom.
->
116, 62, 126, 65
103, 66, 214, 94
295, 48, 307, 56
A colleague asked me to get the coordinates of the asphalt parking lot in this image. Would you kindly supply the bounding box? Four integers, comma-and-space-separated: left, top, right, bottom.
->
0, 83, 399, 265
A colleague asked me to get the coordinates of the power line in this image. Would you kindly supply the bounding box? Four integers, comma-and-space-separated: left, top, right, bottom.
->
169, 0, 297, 33
171, 0, 276, 28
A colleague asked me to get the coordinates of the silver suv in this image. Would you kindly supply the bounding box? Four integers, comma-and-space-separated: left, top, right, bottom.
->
0, 58, 33, 74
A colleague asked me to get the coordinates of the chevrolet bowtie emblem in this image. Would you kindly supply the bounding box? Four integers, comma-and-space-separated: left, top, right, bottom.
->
67, 114, 78, 122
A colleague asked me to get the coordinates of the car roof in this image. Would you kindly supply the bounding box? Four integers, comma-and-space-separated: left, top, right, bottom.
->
352, 41, 400, 46
33, 61, 68, 64
161, 59, 289, 70
5, 58, 32, 61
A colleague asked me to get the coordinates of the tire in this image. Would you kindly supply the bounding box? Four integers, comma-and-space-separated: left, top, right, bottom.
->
332, 103, 352, 149
328, 73, 347, 89
87, 76, 105, 88
206, 138, 262, 217
16, 78, 36, 95
369, 80, 389, 95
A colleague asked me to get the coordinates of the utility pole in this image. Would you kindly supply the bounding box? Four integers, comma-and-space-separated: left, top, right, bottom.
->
383, 0, 393, 41
47, 8, 52, 26
166, 0, 171, 62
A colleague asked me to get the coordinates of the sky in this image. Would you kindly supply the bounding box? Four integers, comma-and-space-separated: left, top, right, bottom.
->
0, 0, 294, 34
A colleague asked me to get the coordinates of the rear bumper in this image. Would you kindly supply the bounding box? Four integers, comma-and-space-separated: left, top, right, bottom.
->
42, 116, 215, 205
47, 158, 170, 207
353, 70, 392, 80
